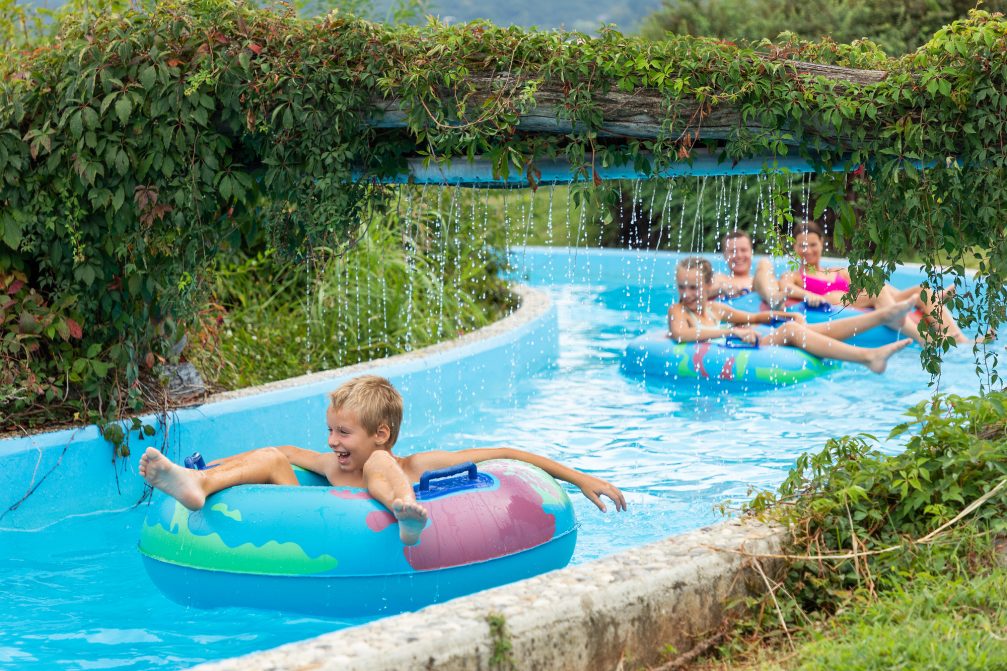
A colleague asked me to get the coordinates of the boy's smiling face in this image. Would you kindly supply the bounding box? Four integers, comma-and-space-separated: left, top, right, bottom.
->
326, 405, 389, 473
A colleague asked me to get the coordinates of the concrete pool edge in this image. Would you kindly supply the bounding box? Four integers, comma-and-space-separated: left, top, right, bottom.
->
190, 518, 788, 671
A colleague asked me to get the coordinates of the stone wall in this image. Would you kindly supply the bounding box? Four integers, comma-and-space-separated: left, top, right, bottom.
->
192, 519, 787, 671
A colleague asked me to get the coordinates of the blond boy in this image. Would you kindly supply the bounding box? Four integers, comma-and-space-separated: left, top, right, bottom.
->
140, 375, 626, 546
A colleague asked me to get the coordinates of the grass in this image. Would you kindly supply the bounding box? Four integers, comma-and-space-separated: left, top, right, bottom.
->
188, 191, 514, 390
795, 571, 1007, 670
695, 569, 1007, 671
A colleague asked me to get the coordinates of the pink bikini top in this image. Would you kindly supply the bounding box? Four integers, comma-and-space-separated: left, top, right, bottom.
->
801, 271, 850, 295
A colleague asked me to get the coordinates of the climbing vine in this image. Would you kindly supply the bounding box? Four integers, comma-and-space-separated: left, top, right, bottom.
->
1, 0, 1006, 431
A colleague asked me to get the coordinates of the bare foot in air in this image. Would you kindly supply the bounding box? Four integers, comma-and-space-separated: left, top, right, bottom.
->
940, 324, 994, 345
392, 499, 428, 546
881, 299, 916, 331
865, 338, 912, 374
139, 447, 207, 511
965, 325, 997, 345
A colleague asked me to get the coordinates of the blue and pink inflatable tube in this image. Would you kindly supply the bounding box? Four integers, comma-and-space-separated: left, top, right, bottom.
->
138, 459, 577, 617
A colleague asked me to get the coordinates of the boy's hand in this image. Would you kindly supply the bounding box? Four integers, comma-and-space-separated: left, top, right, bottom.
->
578, 475, 627, 512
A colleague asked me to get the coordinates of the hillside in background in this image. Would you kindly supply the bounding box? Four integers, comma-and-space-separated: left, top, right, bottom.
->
19, 0, 662, 32
641, 0, 1007, 54
369, 0, 661, 31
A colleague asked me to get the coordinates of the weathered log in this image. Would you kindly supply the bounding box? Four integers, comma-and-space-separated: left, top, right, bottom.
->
371, 60, 887, 143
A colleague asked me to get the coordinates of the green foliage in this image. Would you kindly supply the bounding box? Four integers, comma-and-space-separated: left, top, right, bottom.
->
0, 0, 136, 51
789, 572, 1007, 670
715, 570, 1007, 670
486, 612, 515, 670
1, 270, 86, 426
189, 187, 514, 389
1, 1, 392, 428
641, 0, 1007, 56
741, 392, 1007, 645
2, 1, 1007, 431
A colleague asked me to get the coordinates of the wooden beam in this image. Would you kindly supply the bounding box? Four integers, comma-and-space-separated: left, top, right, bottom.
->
371, 60, 887, 143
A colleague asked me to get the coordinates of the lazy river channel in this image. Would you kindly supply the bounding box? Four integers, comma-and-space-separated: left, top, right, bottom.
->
0, 247, 995, 670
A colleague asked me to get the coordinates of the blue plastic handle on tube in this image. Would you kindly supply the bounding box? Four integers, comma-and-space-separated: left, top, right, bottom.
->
419, 462, 478, 491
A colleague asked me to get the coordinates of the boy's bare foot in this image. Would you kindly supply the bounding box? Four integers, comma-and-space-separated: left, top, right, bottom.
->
865, 338, 912, 374
881, 299, 916, 331
139, 447, 207, 511
392, 499, 428, 546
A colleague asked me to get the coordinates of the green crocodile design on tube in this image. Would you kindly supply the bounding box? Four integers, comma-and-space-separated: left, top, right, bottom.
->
210, 502, 242, 521
753, 354, 835, 385
139, 502, 339, 575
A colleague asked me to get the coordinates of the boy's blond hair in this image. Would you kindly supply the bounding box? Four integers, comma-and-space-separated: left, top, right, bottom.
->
329, 376, 403, 449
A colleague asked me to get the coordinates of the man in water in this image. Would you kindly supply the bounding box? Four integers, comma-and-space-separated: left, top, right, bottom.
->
712, 230, 785, 308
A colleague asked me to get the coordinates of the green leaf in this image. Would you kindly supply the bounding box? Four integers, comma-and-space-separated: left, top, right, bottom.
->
139, 65, 156, 91
77, 264, 96, 286
115, 149, 129, 176
82, 106, 99, 129
69, 110, 83, 138
100, 92, 118, 116
112, 186, 125, 211
1, 211, 23, 249
219, 175, 232, 200
115, 97, 132, 126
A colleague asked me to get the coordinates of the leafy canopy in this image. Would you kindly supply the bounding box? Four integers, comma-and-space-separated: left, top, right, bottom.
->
641, 0, 1007, 56
2, 0, 1007, 431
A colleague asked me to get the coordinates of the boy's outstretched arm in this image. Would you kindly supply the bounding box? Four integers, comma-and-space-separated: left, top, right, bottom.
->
405, 447, 626, 512
274, 444, 333, 474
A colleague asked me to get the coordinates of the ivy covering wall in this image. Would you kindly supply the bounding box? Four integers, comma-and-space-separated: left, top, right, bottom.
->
1, 0, 1006, 430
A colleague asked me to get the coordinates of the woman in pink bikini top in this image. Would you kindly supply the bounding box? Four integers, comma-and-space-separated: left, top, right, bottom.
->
778, 221, 857, 306
800, 269, 850, 296
780, 220, 975, 346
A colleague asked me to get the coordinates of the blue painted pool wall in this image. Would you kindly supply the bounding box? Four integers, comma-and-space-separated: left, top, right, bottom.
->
0, 301, 558, 530
377, 154, 843, 186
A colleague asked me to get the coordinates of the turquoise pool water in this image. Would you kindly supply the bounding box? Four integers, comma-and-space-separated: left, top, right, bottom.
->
0, 251, 993, 670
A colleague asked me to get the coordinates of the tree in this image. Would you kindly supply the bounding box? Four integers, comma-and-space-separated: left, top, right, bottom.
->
640, 0, 1007, 55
